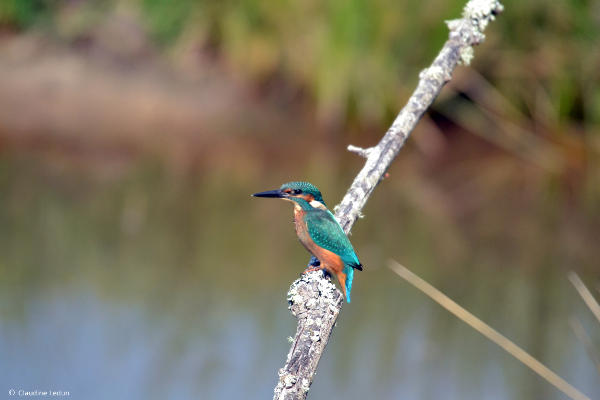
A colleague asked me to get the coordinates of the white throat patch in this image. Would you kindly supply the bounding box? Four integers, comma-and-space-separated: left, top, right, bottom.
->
309, 200, 327, 210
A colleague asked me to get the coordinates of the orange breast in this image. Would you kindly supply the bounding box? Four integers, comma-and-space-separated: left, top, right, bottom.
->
293, 208, 345, 275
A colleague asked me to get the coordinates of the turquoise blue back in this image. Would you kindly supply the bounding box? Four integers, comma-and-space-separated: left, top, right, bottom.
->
304, 209, 362, 302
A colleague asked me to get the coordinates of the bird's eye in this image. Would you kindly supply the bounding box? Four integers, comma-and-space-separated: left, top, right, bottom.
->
293, 189, 302, 194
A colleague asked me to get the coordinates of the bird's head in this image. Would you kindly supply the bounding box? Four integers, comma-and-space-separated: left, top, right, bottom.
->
252, 181, 327, 210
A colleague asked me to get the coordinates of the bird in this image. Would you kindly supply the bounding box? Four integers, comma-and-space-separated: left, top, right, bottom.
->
252, 181, 362, 302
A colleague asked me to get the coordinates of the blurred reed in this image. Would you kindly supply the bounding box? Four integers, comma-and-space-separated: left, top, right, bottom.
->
389, 260, 591, 400
568, 272, 600, 325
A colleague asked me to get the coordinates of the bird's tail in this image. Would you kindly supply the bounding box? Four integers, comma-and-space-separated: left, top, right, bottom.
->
343, 265, 354, 303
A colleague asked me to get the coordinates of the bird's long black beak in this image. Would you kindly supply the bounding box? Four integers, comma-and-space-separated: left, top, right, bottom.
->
252, 189, 285, 198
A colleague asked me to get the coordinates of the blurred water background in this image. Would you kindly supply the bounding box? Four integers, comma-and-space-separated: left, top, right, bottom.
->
0, 1, 599, 399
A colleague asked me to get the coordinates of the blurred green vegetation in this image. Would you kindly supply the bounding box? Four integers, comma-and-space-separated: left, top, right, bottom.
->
1, 0, 598, 129
0, 0, 49, 28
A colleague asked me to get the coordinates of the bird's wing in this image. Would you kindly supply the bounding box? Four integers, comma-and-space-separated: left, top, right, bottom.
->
304, 210, 362, 269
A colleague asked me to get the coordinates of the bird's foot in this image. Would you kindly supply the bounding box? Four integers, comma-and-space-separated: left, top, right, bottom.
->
304, 257, 331, 279
304, 257, 322, 274
304, 266, 322, 274
306, 256, 320, 268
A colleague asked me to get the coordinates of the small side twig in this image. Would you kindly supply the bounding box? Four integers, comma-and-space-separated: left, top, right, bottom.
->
273, 1, 504, 399
346, 145, 374, 158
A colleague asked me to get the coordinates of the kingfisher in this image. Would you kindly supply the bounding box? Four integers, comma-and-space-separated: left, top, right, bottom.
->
252, 181, 362, 302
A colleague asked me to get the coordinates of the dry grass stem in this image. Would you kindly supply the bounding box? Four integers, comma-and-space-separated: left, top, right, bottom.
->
568, 272, 600, 325
388, 260, 591, 400
569, 318, 600, 376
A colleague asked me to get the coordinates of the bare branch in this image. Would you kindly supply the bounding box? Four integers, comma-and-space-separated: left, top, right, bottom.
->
273, 1, 504, 399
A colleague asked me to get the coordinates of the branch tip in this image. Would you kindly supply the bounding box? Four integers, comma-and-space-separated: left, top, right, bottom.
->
462, 0, 504, 34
